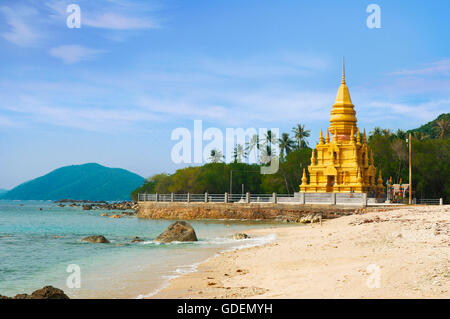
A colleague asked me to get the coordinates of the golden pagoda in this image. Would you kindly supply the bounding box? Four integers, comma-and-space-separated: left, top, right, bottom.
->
300, 58, 384, 194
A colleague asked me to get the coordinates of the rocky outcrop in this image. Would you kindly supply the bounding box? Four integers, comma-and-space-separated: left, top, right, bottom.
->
81, 235, 110, 243
109, 214, 121, 219
0, 286, 69, 299
55, 200, 138, 212
155, 221, 198, 243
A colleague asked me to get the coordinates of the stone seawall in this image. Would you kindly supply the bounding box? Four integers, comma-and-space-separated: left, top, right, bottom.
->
137, 202, 361, 221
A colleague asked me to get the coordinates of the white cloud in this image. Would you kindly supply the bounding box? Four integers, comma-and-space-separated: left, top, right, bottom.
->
390, 59, 450, 76
4, 96, 163, 132
138, 90, 334, 126
0, 6, 41, 46
0, 115, 19, 128
84, 12, 158, 30
198, 54, 330, 78
45, 0, 159, 30
49, 45, 105, 63
364, 99, 450, 122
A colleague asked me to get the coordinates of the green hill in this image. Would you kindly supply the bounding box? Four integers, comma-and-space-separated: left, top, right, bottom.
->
0, 189, 7, 195
407, 113, 450, 138
0, 163, 144, 201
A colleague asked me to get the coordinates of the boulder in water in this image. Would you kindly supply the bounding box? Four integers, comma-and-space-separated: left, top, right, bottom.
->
131, 236, 144, 243
81, 235, 110, 243
155, 221, 198, 243
233, 233, 250, 240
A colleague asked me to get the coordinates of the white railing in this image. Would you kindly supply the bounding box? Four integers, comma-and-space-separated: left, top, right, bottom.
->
417, 198, 443, 205
138, 192, 368, 205
137, 193, 444, 206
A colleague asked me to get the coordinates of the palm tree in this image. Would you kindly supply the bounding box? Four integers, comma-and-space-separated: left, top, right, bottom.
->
259, 143, 273, 165
413, 131, 429, 141
435, 119, 449, 139
263, 130, 278, 148
245, 133, 260, 162
246, 133, 260, 150
208, 149, 224, 163
232, 144, 247, 163
278, 133, 295, 159
396, 129, 407, 140
382, 128, 392, 137
371, 127, 383, 136
291, 124, 310, 149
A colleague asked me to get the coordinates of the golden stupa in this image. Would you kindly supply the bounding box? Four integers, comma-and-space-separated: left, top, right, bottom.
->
300, 58, 384, 194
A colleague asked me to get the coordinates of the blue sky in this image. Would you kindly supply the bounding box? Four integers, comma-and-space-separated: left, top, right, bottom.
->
0, 0, 449, 189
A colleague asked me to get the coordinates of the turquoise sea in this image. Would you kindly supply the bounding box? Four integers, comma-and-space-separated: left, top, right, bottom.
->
0, 200, 278, 298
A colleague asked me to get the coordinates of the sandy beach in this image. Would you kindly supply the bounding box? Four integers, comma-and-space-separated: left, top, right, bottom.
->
152, 205, 449, 299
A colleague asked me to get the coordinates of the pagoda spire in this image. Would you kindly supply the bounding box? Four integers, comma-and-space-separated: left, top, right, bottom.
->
329, 58, 357, 141
377, 170, 383, 185
342, 56, 346, 84
319, 128, 324, 144
301, 168, 308, 185
311, 148, 316, 165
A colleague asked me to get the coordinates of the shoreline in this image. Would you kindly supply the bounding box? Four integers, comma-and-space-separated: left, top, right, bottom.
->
136, 231, 280, 299
151, 205, 449, 299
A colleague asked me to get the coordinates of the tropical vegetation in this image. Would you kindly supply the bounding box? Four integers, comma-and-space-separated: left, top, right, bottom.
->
132, 114, 450, 203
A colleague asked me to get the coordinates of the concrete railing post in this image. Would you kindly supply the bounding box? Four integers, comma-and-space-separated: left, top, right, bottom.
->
272, 192, 277, 204
440, 198, 443, 205
362, 193, 367, 207
155, 193, 159, 202
246, 192, 250, 203
224, 192, 228, 203
171, 193, 174, 202
187, 193, 191, 203
205, 192, 208, 203
301, 192, 306, 204
331, 193, 336, 205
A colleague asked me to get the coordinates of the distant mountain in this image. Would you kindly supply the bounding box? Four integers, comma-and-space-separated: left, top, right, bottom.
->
407, 113, 450, 138
0, 163, 144, 201
0, 189, 7, 195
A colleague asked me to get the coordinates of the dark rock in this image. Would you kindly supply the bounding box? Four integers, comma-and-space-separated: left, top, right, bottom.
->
131, 236, 144, 243
155, 221, 198, 243
0, 286, 69, 299
29, 286, 69, 299
81, 235, 110, 243
82, 205, 92, 210
233, 233, 250, 240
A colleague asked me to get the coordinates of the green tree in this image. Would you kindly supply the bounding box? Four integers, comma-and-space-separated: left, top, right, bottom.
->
278, 133, 295, 160
291, 124, 310, 149
208, 149, 224, 163
435, 119, 449, 139
232, 144, 247, 163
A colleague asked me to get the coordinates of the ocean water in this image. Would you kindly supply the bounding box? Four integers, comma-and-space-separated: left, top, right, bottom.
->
0, 200, 278, 298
